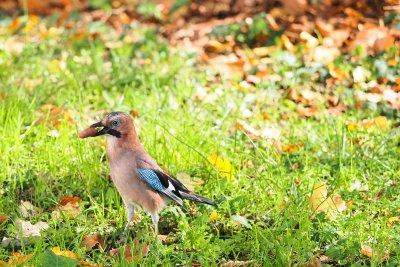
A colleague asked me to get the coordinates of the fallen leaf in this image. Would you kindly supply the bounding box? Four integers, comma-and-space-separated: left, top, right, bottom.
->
373, 35, 395, 54
81, 233, 105, 252
319, 255, 333, 263
282, 0, 307, 15
109, 239, 149, 262
281, 143, 303, 154
51, 247, 78, 260
19, 201, 35, 217
352, 66, 370, 83
312, 46, 340, 64
204, 39, 233, 54
310, 181, 345, 220
40, 249, 80, 267
3, 252, 33, 267
387, 217, 400, 227
220, 260, 256, 267
52, 202, 81, 220
16, 219, 49, 238
208, 152, 234, 181
60, 195, 81, 206
231, 214, 251, 229
374, 116, 389, 129
297, 106, 318, 117
53, 195, 82, 219
300, 31, 319, 50
51, 247, 98, 266
235, 120, 260, 139
302, 257, 322, 267
0, 213, 9, 224
360, 243, 373, 258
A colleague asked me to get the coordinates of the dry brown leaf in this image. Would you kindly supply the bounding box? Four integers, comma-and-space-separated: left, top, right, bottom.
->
53, 202, 81, 219
109, 239, 149, 262
3, 252, 33, 267
19, 201, 35, 218
319, 255, 333, 263
0, 213, 9, 224
349, 25, 391, 55
16, 219, 49, 238
60, 195, 81, 206
281, 0, 307, 15
302, 257, 323, 267
297, 106, 318, 117
235, 120, 260, 139
81, 233, 105, 252
300, 31, 319, 50
326, 104, 346, 115
312, 46, 340, 64
204, 39, 233, 54
220, 260, 256, 267
373, 35, 395, 54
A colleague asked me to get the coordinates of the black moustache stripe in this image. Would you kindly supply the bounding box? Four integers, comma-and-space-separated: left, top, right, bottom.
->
108, 129, 121, 138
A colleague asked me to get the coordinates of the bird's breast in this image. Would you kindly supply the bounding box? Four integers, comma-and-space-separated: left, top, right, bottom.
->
108, 157, 166, 213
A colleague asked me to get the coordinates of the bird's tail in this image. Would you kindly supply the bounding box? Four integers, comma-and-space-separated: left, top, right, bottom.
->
180, 192, 216, 206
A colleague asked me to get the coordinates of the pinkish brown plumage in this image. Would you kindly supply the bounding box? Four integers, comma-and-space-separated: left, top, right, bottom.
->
84, 112, 215, 234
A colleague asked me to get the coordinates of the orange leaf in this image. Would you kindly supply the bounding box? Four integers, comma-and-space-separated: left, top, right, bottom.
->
60, 195, 81, 206
0, 213, 9, 224
6, 252, 33, 266
81, 233, 105, 252
361, 244, 373, 258
281, 142, 303, 154
53, 202, 80, 219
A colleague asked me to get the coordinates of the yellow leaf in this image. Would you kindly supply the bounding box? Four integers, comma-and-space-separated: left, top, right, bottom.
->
388, 217, 400, 227
51, 247, 78, 259
51, 247, 100, 266
375, 116, 389, 129
208, 153, 234, 181
310, 181, 345, 220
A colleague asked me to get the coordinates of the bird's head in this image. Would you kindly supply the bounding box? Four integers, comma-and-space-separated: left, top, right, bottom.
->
90, 112, 134, 138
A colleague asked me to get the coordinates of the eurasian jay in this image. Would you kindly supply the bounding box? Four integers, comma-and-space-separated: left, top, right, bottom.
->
81, 112, 215, 234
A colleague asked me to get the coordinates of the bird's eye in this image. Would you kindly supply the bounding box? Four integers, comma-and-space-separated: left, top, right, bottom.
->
111, 120, 119, 127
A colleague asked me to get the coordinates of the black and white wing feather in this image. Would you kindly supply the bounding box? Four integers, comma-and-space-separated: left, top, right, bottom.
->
137, 168, 215, 206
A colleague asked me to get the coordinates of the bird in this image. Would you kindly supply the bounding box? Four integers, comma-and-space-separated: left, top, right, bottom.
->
82, 111, 215, 234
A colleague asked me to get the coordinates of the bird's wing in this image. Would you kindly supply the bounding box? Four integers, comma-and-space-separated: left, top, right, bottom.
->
137, 169, 184, 206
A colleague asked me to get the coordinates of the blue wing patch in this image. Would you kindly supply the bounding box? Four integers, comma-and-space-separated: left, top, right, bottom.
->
137, 169, 184, 206
137, 169, 164, 191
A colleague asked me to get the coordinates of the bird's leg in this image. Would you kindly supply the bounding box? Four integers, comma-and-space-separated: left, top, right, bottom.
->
149, 212, 159, 235
125, 204, 136, 231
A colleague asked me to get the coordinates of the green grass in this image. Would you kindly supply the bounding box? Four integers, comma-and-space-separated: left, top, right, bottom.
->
0, 16, 399, 266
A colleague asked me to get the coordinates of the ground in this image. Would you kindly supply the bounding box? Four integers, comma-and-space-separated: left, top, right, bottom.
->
0, 9, 399, 267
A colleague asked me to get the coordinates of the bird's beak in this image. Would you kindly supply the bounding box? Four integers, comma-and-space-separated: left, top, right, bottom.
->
90, 121, 122, 138
90, 121, 109, 137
